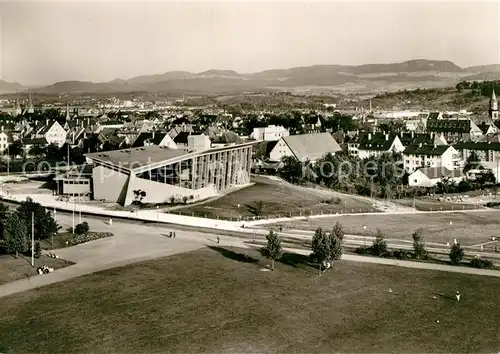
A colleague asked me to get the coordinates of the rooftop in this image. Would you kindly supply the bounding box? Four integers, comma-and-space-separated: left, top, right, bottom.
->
283, 132, 341, 161
86, 146, 189, 169
403, 144, 451, 156
85, 141, 258, 171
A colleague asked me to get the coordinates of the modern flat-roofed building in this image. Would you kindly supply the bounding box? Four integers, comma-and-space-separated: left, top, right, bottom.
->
84, 142, 255, 206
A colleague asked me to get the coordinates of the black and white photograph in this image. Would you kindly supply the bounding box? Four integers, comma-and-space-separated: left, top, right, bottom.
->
0, 0, 499, 352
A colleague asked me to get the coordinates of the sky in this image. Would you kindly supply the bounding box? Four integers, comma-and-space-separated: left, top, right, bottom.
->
1, 1, 499, 86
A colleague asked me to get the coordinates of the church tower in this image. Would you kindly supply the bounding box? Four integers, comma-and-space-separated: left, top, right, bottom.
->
27, 90, 34, 114
489, 84, 498, 120
13, 92, 22, 117
65, 102, 71, 121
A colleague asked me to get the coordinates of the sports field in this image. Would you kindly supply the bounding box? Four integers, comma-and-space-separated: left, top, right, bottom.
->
1, 247, 499, 353
276, 211, 500, 246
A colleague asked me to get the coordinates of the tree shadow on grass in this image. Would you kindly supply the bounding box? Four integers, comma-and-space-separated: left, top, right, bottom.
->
278, 252, 319, 275
207, 245, 259, 264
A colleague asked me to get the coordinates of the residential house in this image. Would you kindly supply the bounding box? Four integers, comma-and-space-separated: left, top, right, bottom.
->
211, 131, 243, 148
131, 131, 177, 149
408, 167, 464, 187
22, 137, 48, 156
301, 115, 322, 134
269, 132, 342, 163
0, 130, 12, 154
454, 141, 500, 164
403, 144, 461, 173
251, 125, 290, 141
476, 122, 499, 136
426, 118, 483, 143
173, 131, 191, 149
348, 132, 405, 159
32, 120, 67, 147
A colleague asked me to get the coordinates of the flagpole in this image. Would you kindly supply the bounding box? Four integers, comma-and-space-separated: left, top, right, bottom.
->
31, 211, 34, 266
72, 197, 75, 233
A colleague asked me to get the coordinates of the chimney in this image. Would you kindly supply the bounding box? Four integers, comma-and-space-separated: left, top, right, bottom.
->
412, 131, 415, 138
152, 131, 155, 139
434, 143, 437, 149
46, 118, 49, 126
419, 142, 422, 148
368, 133, 372, 141
385, 133, 389, 141
81, 120, 83, 128
87, 117, 90, 126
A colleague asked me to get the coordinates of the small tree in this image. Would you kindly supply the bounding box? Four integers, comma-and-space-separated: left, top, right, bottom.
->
412, 228, 427, 259
4, 214, 28, 257
74, 222, 90, 235
34, 241, 42, 258
311, 228, 331, 275
182, 196, 189, 204
260, 230, 283, 270
449, 242, 464, 265
329, 222, 344, 262
371, 229, 388, 257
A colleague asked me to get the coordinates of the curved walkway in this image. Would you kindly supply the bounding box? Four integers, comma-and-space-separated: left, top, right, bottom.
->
1, 215, 500, 299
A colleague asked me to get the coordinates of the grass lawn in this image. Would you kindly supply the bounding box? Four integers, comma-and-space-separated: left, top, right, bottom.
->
180, 176, 376, 220
1, 247, 499, 353
396, 197, 480, 211
277, 211, 500, 246
0, 254, 72, 286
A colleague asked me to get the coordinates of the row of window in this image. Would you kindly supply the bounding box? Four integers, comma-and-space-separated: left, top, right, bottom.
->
63, 180, 90, 185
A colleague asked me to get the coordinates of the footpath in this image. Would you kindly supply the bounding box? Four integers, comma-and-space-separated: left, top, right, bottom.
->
2, 223, 500, 299
1, 190, 498, 231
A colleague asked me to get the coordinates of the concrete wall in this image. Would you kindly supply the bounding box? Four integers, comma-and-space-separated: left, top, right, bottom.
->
124, 173, 217, 206
188, 135, 211, 152
62, 180, 91, 195
92, 164, 130, 204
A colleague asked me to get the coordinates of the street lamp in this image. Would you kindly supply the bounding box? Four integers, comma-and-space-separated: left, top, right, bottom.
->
156, 206, 160, 225
237, 203, 241, 220
363, 225, 367, 246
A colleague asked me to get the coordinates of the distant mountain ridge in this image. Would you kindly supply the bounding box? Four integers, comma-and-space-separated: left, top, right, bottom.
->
9, 59, 499, 95
0, 80, 24, 94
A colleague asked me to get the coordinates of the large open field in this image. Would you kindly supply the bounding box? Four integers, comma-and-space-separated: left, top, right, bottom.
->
275, 211, 500, 246
1, 247, 499, 353
179, 176, 377, 220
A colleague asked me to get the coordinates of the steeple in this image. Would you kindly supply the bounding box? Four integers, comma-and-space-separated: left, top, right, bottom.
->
489, 83, 498, 120
13, 91, 22, 117
65, 102, 71, 121
27, 90, 34, 114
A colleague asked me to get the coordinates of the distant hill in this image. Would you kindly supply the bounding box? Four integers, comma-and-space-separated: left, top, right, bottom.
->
30, 59, 495, 95
464, 64, 500, 73
0, 80, 24, 94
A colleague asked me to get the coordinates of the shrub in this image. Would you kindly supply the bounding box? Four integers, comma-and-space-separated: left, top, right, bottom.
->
392, 249, 411, 260
412, 228, 427, 260
182, 196, 189, 204
74, 222, 90, 235
67, 232, 113, 246
470, 257, 493, 269
449, 243, 465, 265
354, 246, 371, 255
34, 241, 42, 258
371, 229, 388, 257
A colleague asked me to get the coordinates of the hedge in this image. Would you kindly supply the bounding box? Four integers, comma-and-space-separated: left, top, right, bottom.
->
67, 232, 114, 246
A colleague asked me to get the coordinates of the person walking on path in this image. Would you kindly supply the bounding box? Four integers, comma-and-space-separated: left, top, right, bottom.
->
217, 236, 220, 244
173, 232, 176, 238
455, 291, 460, 302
